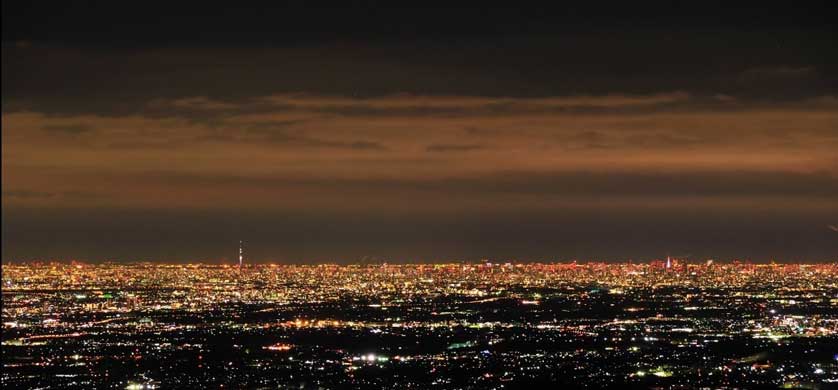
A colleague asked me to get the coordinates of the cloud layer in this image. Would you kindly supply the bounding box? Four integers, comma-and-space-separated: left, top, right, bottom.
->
3, 93, 837, 215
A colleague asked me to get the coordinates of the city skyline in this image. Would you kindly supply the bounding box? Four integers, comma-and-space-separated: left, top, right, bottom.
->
4, 261, 837, 388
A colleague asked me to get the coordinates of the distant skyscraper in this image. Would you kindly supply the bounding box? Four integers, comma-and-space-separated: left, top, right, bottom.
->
239, 240, 243, 269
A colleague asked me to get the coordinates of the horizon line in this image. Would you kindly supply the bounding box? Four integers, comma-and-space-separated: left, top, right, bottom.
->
3, 258, 836, 265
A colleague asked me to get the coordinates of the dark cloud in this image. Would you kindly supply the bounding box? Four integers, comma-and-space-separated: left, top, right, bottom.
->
3, 29, 835, 117
739, 66, 817, 81
2, 190, 57, 199
293, 170, 838, 199
343, 141, 387, 151
2, 190, 99, 200
623, 132, 709, 148
6, 168, 835, 212
442, 170, 838, 198
560, 131, 613, 150
246, 128, 388, 151
41, 123, 94, 134
426, 144, 485, 152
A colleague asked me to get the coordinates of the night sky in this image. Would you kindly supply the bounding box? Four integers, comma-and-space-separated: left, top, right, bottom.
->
2, 3, 837, 263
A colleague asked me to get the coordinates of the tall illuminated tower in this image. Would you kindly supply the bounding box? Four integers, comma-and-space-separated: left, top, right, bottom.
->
239, 240, 243, 269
